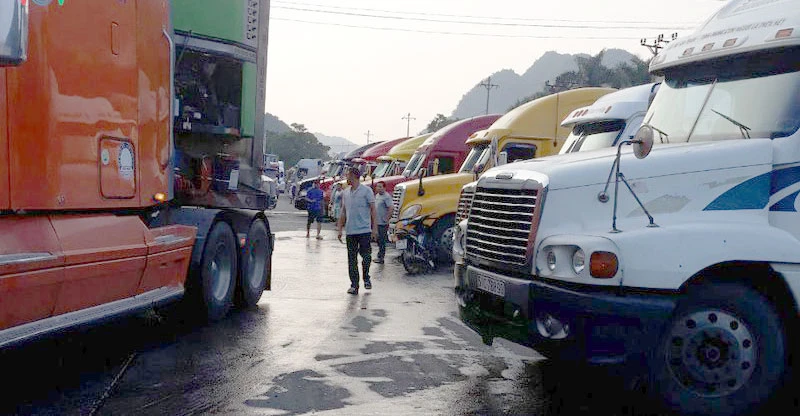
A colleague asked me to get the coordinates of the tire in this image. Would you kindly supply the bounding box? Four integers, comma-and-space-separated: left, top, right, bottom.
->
236, 219, 271, 308
199, 221, 238, 321
650, 282, 788, 416
431, 215, 455, 265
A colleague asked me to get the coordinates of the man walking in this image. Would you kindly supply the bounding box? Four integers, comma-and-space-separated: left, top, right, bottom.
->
373, 182, 392, 264
337, 167, 378, 294
306, 180, 324, 239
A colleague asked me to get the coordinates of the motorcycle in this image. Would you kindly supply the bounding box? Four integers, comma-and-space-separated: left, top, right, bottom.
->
394, 214, 437, 274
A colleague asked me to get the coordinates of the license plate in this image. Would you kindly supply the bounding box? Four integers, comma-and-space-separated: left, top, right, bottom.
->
395, 239, 407, 250
473, 270, 505, 297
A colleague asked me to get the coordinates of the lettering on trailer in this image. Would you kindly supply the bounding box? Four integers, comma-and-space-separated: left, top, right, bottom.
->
703, 166, 800, 211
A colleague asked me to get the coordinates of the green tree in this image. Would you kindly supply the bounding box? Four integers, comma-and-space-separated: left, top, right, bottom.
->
290, 123, 308, 133
266, 125, 330, 167
425, 114, 458, 133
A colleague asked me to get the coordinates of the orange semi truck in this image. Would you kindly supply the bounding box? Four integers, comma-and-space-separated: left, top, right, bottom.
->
0, 0, 274, 347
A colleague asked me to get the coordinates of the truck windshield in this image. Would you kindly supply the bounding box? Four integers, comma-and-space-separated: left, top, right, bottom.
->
560, 120, 626, 154
402, 153, 425, 177
373, 161, 392, 178
646, 49, 800, 143
459, 144, 490, 173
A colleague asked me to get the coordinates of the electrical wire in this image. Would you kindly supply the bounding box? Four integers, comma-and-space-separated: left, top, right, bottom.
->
272, 0, 701, 27
273, 5, 697, 30
271, 17, 648, 39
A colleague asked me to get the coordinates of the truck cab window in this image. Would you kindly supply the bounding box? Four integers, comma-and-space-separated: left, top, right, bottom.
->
436, 157, 455, 174
502, 143, 537, 162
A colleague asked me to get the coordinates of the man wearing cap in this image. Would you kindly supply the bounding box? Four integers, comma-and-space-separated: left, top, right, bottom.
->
337, 167, 378, 294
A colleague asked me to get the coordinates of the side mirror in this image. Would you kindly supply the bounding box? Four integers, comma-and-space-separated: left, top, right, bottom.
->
498, 151, 508, 166
633, 126, 655, 159
473, 164, 484, 174
0, 1, 29, 65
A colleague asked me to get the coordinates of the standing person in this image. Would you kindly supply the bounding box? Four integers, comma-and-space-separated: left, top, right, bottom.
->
331, 183, 344, 221
306, 180, 324, 239
373, 182, 393, 264
337, 167, 378, 294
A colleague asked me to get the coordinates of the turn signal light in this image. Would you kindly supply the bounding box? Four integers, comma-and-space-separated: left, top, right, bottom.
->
776, 28, 794, 39
590, 251, 618, 278
153, 192, 167, 202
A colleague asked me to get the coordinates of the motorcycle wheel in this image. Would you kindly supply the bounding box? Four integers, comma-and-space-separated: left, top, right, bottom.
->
402, 242, 426, 275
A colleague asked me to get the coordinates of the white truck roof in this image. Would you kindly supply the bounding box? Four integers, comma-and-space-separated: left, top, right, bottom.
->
650, 0, 800, 74
560, 83, 660, 127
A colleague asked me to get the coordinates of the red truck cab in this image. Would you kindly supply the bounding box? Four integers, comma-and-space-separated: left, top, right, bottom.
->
373, 114, 502, 195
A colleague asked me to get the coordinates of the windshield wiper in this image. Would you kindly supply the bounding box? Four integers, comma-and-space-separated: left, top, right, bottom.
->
711, 109, 751, 140
642, 123, 670, 144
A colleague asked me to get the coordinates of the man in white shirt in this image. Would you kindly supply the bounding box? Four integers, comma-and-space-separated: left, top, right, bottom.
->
337, 167, 378, 294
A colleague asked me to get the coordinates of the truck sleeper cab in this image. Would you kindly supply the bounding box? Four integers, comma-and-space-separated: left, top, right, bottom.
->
456, 1, 800, 414
0, 0, 274, 348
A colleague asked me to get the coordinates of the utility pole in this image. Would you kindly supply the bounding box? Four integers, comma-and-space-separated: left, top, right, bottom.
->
479, 77, 499, 115
401, 113, 416, 138
641, 33, 678, 56
364, 130, 373, 144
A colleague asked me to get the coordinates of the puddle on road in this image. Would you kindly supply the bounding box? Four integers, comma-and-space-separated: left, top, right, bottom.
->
245, 370, 350, 414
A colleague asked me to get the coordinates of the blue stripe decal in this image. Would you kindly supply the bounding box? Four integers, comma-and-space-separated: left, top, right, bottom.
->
770, 190, 800, 212
703, 172, 771, 211
770, 166, 800, 195
704, 167, 800, 211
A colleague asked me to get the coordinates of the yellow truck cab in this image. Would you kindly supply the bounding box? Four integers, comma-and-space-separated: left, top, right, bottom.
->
376, 134, 431, 179
392, 88, 615, 263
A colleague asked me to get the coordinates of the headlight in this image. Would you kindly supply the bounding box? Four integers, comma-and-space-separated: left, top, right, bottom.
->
400, 204, 421, 220
572, 249, 585, 274
546, 250, 557, 271
300, 190, 307, 197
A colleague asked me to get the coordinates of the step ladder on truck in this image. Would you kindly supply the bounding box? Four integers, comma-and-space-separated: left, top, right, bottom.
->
0, 0, 275, 348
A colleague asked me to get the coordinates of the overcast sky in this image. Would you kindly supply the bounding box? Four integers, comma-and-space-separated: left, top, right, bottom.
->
264, 0, 725, 144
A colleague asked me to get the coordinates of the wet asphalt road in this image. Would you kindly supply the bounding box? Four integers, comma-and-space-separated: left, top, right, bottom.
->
1, 195, 777, 416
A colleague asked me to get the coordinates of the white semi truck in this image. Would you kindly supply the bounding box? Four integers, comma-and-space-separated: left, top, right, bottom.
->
454, 1, 800, 414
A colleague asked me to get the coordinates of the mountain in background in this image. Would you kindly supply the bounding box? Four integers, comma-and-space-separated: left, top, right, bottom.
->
451, 49, 641, 118
264, 112, 291, 133
314, 132, 360, 158
264, 112, 358, 158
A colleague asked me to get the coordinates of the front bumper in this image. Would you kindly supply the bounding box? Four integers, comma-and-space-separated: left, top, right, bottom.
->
455, 264, 677, 364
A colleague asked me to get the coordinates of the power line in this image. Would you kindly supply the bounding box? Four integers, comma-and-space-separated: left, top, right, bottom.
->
271, 17, 647, 40
272, 0, 701, 26
273, 5, 697, 30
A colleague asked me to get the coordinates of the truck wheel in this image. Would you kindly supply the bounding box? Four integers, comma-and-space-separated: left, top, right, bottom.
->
200, 221, 238, 321
431, 215, 455, 265
650, 283, 787, 416
237, 219, 270, 308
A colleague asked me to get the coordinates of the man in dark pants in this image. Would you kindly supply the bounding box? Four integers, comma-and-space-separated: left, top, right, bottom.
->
373, 182, 392, 263
337, 167, 378, 294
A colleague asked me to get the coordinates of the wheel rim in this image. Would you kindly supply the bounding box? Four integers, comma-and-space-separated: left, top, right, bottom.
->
246, 234, 268, 291
665, 309, 757, 397
210, 240, 233, 302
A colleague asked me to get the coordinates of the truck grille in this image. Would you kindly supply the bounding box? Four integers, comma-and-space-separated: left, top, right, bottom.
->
466, 187, 537, 266
456, 188, 475, 223
391, 187, 405, 222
